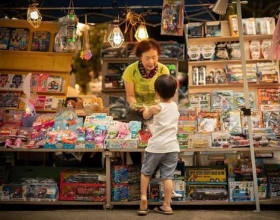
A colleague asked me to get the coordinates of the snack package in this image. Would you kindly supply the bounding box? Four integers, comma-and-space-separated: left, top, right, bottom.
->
261, 39, 272, 59
201, 44, 215, 60
249, 40, 261, 59
229, 15, 239, 37
215, 42, 228, 60
187, 45, 201, 61
227, 42, 241, 60
242, 18, 256, 35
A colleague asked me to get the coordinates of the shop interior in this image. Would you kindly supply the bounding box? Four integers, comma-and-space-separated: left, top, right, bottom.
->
0, 0, 279, 212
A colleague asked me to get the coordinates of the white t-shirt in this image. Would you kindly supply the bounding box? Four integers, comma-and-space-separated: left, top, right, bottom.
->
145, 102, 180, 153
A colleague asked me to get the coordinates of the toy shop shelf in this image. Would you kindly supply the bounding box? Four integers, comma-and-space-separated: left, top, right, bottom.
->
187, 34, 273, 44
188, 59, 273, 66
0, 200, 106, 205
110, 200, 257, 206
4, 108, 57, 113
0, 89, 23, 92
109, 148, 145, 152
0, 51, 73, 73
0, 148, 104, 153
35, 109, 57, 113
188, 83, 280, 90
181, 147, 280, 152
101, 89, 125, 93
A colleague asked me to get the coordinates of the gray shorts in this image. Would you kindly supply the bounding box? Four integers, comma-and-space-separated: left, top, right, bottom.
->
141, 152, 178, 179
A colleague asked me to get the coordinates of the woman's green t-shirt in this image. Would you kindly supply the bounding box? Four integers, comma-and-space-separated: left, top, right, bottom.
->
122, 61, 170, 105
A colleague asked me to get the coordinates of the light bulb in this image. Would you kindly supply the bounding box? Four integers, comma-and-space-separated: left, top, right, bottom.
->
135, 24, 149, 41
30, 11, 39, 20
27, 6, 42, 28
113, 33, 122, 44
108, 24, 124, 48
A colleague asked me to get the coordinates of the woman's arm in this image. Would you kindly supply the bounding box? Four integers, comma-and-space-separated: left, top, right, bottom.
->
123, 81, 137, 105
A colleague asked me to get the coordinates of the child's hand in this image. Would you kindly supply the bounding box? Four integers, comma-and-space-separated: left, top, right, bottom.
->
140, 104, 148, 112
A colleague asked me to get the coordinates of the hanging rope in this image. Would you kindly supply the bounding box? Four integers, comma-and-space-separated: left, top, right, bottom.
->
68, 0, 75, 14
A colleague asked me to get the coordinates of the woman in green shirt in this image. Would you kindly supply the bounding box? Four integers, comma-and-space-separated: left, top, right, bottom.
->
122, 39, 170, 164
122, 39, 170, 122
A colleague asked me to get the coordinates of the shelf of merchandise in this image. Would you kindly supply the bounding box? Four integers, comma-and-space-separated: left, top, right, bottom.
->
1, 146, 280, 207
0, 19, 73, 114
0, 148, 104, 153
188, 83, 280, 89
187, 34, 273, 44
5, 108, 58, 113
188, 59, 273, 65
110, 199, 280, 206
186, 25, 279, 210
0, 201, 106, 206
109, 147, 280, 153
0, 51, 73, 73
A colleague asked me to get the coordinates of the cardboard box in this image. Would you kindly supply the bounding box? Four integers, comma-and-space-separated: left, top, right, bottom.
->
229, 181, 254, 202
160, 180, 185, 202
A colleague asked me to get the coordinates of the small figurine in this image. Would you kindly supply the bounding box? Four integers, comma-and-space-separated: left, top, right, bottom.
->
76, 126, 85, 142
5, 139, 13, 147
118, 122, 129, 139
93, 128, 107, 148
67, 100, 76, 108
14, 138, 22, 147
106, 121, 119, 138
128, 121, 142, 139
85, 128, 94, 141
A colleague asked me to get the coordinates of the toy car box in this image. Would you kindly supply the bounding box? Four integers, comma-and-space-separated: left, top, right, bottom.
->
112, 183, 128, 202
160, 180, 185, 202
186, 184, 228, 201
59, 170, 106, 202
22, 178, 58, 202
229, 181, 255, 202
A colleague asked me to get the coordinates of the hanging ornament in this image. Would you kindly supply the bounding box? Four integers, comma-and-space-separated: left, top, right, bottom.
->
80, 50, 85, 59
80, 14, 92, 60
84, 49, 92, 60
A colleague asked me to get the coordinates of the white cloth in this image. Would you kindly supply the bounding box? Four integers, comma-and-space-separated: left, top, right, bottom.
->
145, 102, 180, 153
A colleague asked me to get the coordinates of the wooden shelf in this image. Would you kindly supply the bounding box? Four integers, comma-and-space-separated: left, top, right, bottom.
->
188, 59, 273, 65
1, 199, 278, 206
182, 147, 280, 152
0, 200, 106, 206
188, 83, 280, 89
101, 89, 125, 93
102, 147, 280, 153
0, 148, 104, 153
111, 199, 280, 206
5, 108, 57, 113
188, 34, 273, 44
0, 51, 73, 72
109, 148, 146, 152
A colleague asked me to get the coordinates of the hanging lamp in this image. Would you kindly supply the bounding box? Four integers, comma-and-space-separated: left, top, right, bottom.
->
108, 19, 125, 48
27, 0, 42, 28
212, 0, 229, 15
134, 22, 149, 41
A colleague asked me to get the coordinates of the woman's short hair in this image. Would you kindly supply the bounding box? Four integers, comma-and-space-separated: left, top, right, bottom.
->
135, 39, 161, 57
154, 74, 177, 99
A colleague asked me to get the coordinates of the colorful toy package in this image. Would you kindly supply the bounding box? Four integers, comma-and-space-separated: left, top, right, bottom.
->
31, 31, 50, 52
44, 111, 83, 149
0, 27, 11, 50
8, 28, 29, 51
83, 113, 112, 149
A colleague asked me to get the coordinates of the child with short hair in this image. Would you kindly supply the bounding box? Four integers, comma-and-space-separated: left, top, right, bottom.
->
137, 74, 180, 216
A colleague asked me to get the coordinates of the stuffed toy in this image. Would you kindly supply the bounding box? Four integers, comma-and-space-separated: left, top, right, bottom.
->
92, 97, 103, 112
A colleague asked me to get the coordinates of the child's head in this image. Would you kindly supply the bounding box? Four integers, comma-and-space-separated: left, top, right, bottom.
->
154, 74, 177, 100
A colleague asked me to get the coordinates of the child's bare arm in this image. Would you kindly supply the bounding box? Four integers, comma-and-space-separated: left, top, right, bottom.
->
142, 104, 161, 120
